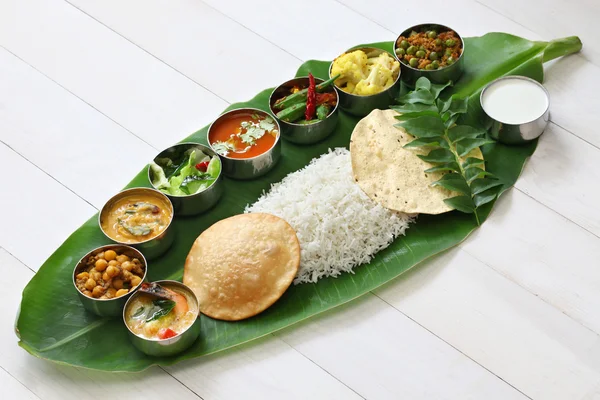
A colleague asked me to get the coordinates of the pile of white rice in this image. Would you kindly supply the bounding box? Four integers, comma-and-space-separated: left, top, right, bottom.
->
245, 148, 413, 284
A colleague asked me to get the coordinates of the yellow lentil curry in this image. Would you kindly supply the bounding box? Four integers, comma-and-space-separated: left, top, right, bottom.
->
101, 191, 172, 244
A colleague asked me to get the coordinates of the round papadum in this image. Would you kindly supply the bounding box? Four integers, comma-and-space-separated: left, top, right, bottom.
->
184, 213, 300, 321
350, 109, 483, 214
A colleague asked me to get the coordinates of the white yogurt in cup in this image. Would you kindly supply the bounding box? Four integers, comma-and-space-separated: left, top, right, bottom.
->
480, 76, 550, 144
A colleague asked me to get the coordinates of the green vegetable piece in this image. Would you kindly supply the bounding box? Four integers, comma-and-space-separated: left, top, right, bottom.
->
120, 221, 152, 237
206, 156, 221, 178
445, 39, 456, 47
427, 31, 437, 39
400, 40, 409, 49
431, 61, 440, 69
425, 64, 435, 70
273, 75, 339, 110
149, 161, 169, 190
146, 299, 176, 322
395, 47, 406, 56
409, 30, 418, 37
409, 58, 419, 68
429, 52, 439, 61
132, 306, 145, 318
434, 39, 442, 46
447, 56, 455, 65
406, 46, 417, 55
445, 48, 454, 56
276, 102, 307, 123
415, 50, 426, 58
316, 104, 331, 120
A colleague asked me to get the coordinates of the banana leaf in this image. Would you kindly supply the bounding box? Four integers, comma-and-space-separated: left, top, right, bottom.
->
15, 33, 581, 371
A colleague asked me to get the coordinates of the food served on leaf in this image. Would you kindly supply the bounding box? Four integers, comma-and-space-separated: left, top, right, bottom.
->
395, 28, 462, 70
100, 189, 173, 244
331, 48, 400, 95
75, 248, 145, 299
246, 148, 413, 284
184, 213, 300, 321
271, 73, 338, 124
124, 282, 198, 340
149, 146, 220, 196
208, 111, 279, 159
350, 109, 483, 214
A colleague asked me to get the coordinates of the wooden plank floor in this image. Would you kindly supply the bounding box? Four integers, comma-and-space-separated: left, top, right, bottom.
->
1, 0, 599, 398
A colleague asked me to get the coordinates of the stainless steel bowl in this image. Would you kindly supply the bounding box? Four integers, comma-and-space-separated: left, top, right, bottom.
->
480, 75, 550, 145
99, 188, 175, 260
207, 108, 281, 179
394, 23, 465, 87
329, 47, 401, 117
123, 280, 201, 357
269, 76, 339, 144
73, 244, 147, 317
148, 142, 224, 216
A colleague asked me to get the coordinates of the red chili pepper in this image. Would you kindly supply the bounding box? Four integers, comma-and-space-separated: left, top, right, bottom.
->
195, 161, 209, 172
158, 328, 178, 339
305, 73, 316, 120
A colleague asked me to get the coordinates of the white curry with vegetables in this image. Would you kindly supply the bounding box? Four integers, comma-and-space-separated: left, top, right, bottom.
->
125, 282, 198, 340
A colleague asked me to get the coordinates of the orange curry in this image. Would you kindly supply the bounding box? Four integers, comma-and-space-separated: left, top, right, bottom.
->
209, 112, 278, 159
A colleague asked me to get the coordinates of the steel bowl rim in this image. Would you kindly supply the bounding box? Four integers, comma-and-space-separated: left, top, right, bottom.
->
147, 142, 223, 199
98, 187, 175, 245
268, 76, 340, 127
393, 22, 465, 73
328, 46, 401, 98
480, 75, 550, 126
72, 243, 148, 303
122, 279, 200, 342
207, 107, 281, 161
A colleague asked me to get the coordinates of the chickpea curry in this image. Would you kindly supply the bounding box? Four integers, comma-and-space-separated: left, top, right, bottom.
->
125, 282, 198, 340
101, 191, 172, 244
395, 29, 462, 71
75, 249, 145, 299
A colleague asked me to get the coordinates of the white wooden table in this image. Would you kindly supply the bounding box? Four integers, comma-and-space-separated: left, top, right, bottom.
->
2, 1, 599, 399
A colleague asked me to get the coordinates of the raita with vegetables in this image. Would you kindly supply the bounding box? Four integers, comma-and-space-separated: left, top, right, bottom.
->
100, 190, 172, 244
150, 147, 220, 196
395, 28, 462, 70
75, 248, 145, 299
125, 282, 198, 340
271, 73, 338, 124
209, 111, 278, 159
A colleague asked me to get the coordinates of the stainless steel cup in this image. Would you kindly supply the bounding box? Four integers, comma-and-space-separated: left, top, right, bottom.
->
329, 47, 401, 117
207, 108, 281, 180
269, 76, 339, 144
123, 280, 201, 357
480, 76, 550, 145
148, 142, 224, 216
73, 244, 147, 317
99, 188, 175, 260
394, 23, 465, 87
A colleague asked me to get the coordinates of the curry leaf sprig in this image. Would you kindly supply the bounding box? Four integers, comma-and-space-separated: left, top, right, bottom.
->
391, 77, 502, 225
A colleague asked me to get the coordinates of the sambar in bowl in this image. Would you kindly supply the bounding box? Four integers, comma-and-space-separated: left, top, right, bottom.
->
99, 188, 175, 259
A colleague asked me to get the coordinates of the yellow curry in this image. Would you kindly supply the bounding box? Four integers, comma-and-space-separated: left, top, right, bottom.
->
101, 191, 172, 244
